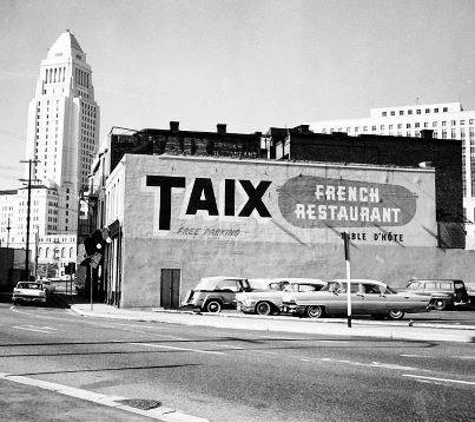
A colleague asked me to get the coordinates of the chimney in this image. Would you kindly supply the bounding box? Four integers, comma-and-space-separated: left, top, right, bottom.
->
170, 121, 179, 132
217, 123, 227, 134
297, 125, 310, 134
420, 129, 433, 139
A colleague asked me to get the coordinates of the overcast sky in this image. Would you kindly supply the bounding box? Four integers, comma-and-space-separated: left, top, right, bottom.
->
1, 0, 475, 190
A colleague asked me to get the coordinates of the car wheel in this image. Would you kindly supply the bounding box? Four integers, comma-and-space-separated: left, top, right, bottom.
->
433, 299, 447, 311
204, 300, 222, 313
255, 301, 272, 316
306, 305, 324, 319
387, 310, 405, 320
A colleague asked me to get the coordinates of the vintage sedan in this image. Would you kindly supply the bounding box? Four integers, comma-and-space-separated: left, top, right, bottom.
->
282, 279, 430, 320
181, 276, 253, 313
236, 278, 326, 316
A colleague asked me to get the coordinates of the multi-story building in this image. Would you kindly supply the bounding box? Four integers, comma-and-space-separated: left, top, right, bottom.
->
0, 30, 100, 279
309, 102, 475, 248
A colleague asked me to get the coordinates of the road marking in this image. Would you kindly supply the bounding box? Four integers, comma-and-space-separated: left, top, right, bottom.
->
129, 342, 227, 356
298, 356, 419, 372
400, 354, 433, 358
0, 373, 209, 422
13, 325, 61, 334
402, 374, 475, 386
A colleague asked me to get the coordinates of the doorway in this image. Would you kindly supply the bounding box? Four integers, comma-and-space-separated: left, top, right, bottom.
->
160, 269, 181, 309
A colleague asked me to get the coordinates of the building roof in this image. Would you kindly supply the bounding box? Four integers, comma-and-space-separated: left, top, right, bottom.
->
47, 30, 84, 60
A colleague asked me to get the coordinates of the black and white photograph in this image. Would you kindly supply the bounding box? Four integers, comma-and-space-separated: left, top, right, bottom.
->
0, 1, 474, 421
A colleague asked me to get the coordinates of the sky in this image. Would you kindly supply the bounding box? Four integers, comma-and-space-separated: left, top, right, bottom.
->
1, 0, 475, 190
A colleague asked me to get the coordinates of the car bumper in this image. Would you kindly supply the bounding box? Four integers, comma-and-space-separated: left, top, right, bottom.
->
13, 296, 46, 303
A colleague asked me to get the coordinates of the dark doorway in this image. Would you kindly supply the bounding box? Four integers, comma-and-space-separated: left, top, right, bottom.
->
160, 269, 181, 309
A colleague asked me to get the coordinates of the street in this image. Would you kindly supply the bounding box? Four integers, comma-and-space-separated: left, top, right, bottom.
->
0, 303, 473, 422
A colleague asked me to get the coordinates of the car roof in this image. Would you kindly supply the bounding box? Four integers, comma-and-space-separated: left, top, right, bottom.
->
330, 279, 387, 286
273, 278, 325, 284
408, 278, 463, 283
201, 276, 246, 281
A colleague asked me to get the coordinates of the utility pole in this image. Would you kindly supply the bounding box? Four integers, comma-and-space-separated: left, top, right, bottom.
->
20, 159, 38, 280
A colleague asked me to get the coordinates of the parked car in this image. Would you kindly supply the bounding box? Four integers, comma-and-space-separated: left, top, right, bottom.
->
12, 281, 47, 305
182, 276, 253, 313
236, 278, 326, 316
282, 279, 430, 320
403, 279, 469, 310
41, 280, 55, 294
466, 282, 475, 305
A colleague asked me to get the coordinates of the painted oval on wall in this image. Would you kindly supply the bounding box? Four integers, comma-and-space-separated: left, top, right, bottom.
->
277, 176, 417, 228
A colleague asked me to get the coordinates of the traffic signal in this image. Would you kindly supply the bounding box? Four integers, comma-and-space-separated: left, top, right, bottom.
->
65, 262, 76, 275
84, 230, 103, 256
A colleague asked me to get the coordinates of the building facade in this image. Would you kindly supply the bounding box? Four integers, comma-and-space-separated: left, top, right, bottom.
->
309, 102, 475, 248
0, 31, 100, 280
85, 122, 470, 308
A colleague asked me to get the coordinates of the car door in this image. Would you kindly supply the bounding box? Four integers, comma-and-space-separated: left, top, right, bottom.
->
326, 281, 357, 314
354, 283, 386, 314
214, 279, 242, 306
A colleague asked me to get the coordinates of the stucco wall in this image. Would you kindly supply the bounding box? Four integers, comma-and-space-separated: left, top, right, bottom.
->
121, 237, 475, 308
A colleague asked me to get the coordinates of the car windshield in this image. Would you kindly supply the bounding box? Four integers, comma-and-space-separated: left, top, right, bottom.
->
17, 283, 41, 290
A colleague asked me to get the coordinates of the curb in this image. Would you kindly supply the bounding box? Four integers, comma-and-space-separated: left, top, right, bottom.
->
70, 306, 475, 344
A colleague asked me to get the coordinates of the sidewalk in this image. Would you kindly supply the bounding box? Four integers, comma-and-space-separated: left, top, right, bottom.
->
71, 303, 475, 343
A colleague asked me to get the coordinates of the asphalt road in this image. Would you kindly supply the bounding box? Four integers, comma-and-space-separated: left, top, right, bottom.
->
0, 303, 473, 422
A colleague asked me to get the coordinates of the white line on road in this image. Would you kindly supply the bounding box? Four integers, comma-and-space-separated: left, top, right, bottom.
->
13, 325, 60, 334
0, 373, 209, 422
402, 374, 475, 386
128, 342, 227, 356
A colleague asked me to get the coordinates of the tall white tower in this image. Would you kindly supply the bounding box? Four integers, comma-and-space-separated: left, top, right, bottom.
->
24, 30, 100, 233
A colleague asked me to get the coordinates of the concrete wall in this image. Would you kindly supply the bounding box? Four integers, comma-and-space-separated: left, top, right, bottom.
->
121, 238, 475, 308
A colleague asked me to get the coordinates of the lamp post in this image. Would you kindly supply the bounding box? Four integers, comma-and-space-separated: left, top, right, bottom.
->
20, 159, 39, 280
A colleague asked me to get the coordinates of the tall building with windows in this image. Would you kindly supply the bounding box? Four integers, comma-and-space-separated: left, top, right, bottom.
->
309, 102, 475, 249
0, 30, 100, 279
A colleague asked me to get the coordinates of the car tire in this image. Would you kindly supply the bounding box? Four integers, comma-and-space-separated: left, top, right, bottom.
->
387, 310, 405, 320
204, 300, 222, 313
433, 299, 447, 311
306, 305, 324, 319
255, 301, 272, 316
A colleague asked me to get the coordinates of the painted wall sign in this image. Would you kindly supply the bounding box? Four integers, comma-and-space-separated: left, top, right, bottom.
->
277, 176, 417, 228
146, 175, 272, 230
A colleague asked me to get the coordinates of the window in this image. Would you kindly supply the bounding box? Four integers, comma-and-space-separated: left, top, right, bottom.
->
415, 122, 420, 128
425, 108, 430, 113
406, 123, 411, 128
461, 120, 465, 125
408, 110, 413, 115
215, 280, 241, 292
372, 126, 377, 131
432, 121, 437, 127
416, 109, 421, 114
382, 112, 387, 117
434, 108, 439, 113
399, 110, 404, 116
380, 125, 385, 130
442, 121, 447, 126
397, 124, 402, 129
390, 111, 395, 116
443, 107, 448, 112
